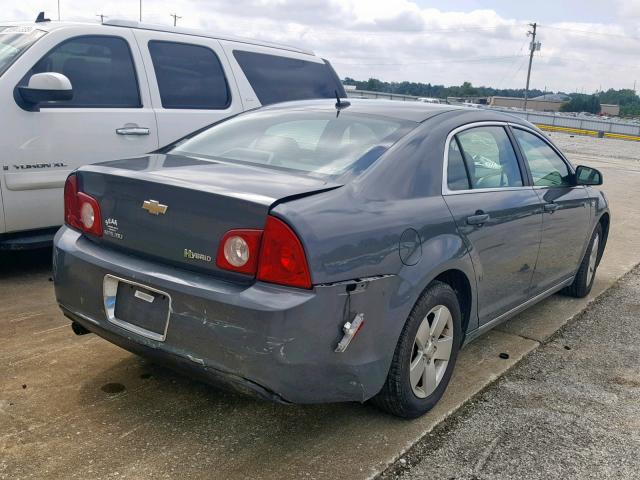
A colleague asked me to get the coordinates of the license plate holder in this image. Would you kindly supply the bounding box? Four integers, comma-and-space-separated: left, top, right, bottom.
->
103, 275, 171, 341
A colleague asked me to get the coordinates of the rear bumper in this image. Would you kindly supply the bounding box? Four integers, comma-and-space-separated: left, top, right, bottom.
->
53, 227, 398, 404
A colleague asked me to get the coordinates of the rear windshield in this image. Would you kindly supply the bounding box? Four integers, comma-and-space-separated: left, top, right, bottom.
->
233, 50, 344, 105
170, 109, 416, 177
0, 26, 46, 76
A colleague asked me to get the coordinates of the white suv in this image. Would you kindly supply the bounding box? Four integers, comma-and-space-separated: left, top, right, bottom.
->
0, 18, 345, 249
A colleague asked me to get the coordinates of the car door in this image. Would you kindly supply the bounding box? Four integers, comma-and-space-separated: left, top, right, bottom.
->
443, 124, 543, 324
132, 30, 242, 147
511, 127, 591, 292
2, 25, 158, 233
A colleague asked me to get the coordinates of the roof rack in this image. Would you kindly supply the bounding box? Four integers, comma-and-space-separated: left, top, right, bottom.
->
102, 19, 314, 56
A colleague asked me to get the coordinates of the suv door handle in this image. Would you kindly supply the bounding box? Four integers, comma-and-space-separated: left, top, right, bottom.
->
116, 127, 150, 136
543, 203, 559, 213
466, 212, 490, 226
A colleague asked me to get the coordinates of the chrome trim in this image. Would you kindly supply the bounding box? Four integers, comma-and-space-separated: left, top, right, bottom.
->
463, 277, 574, 344
116, 127, 150, 136
442, 121, 530, 196
442, 121, 579, 196
103, 274, 172, 342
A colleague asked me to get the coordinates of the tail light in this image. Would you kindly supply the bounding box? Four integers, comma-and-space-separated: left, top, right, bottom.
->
257, 216, 312, 289
216, 230, 262, 275
216, 216, 312, 289
63, 174, 103, 237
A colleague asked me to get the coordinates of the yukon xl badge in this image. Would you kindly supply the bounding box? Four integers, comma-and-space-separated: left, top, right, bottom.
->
142, 199, 168, 215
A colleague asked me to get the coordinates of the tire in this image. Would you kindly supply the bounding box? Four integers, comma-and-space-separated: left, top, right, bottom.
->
372, 281, 462, 419
564, 223, 602, 298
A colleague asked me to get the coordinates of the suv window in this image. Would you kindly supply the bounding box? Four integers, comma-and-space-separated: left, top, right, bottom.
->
513, 128, 572, 187
23, 35, 140, 108
233, 50, 343, 105
148, 41, 230, 109
454, 126, 523, 189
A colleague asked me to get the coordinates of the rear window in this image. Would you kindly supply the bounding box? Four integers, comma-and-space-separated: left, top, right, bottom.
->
233, 50, 343, 105
170, 109, 416, 177
148, 41, 230, 109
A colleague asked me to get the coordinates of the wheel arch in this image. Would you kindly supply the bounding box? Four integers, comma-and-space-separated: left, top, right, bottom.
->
432, 269, 473, 338
597, 212, 610, 262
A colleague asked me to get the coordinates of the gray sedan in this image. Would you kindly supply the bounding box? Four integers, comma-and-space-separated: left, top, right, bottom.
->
54, 99, 609, 418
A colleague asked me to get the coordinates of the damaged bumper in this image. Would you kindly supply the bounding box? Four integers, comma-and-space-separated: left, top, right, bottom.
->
53, 227, 398, 404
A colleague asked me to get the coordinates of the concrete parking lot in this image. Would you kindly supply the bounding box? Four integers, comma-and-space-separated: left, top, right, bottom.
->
2, 133, 640, 480
385, 267, 640, 480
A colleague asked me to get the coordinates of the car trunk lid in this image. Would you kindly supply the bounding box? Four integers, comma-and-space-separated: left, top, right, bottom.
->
78, 154, 339, 281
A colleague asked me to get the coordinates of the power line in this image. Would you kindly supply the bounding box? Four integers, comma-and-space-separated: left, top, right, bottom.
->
333, 54, 526, 67
539, 24, 640, 41
307, 23, 530, 39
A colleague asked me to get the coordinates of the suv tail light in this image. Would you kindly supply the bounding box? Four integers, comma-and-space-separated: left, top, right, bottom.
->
64, 174, 103, 237
216, 216, 312, 289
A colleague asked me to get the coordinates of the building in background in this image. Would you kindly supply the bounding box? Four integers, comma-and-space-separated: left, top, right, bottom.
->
600, 104, 621, 116
489, 95, 566, 112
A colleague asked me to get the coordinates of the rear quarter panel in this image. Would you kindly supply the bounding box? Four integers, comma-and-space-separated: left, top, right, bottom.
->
273, 118, 480, 389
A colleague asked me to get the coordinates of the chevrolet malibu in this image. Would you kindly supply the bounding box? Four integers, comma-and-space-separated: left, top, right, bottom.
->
53, 99, 609, 418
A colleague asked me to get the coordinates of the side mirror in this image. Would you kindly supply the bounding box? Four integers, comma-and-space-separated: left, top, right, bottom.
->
16, 72, 73, 111
575, 165, 603, 186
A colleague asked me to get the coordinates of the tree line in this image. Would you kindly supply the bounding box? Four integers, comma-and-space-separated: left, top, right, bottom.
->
343, 78, 640, 116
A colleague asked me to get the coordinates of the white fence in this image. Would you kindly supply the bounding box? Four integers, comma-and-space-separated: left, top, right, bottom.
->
347, 90, 640, 138
493, 109, 640, 137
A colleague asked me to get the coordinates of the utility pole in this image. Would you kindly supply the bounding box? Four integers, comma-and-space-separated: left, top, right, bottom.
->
96, 14, 107, 24
170, 13, 182, 27
523, 22, 540, 111
139, 0, 142, 22
57, 0, 61, 20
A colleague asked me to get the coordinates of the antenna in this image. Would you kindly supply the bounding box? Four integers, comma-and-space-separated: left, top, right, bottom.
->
335, 90, 350, 110
35, 11, 51, 23
96, 14, 108, 24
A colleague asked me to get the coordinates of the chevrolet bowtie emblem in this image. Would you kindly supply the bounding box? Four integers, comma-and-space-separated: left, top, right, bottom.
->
142, 199, 168, 215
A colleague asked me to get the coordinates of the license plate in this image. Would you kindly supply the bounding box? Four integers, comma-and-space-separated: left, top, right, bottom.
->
103, 275, 171, 341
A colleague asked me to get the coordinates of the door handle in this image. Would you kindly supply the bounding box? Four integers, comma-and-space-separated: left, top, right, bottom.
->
116, 127, 150, 136
466, 212, 490, 226
543, 203, 559, 213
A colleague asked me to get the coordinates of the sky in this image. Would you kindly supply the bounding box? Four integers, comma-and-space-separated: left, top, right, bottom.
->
4, 0, 640, 93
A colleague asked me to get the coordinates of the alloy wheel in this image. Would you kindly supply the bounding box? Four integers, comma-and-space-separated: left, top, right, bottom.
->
409, 305, 454, 398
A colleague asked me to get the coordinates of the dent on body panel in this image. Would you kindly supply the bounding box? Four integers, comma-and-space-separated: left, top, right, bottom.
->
275, 188, 405, 283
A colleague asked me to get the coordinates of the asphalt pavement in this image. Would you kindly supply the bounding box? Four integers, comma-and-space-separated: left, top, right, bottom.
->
384, 266, 640, 480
